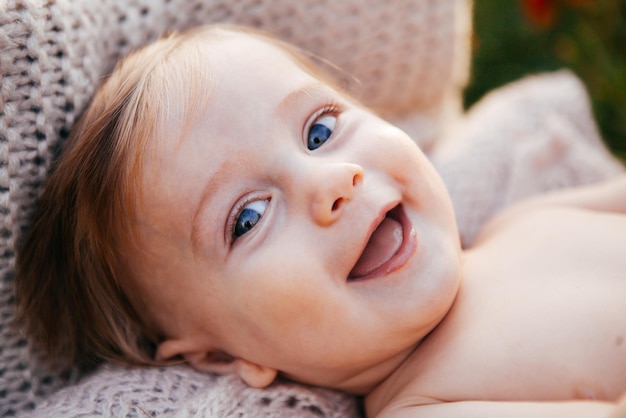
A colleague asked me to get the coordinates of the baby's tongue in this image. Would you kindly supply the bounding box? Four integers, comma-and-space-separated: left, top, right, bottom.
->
350, 217, 403, 278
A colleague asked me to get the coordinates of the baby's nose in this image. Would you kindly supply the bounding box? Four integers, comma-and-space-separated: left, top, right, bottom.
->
308, 162, 363, 226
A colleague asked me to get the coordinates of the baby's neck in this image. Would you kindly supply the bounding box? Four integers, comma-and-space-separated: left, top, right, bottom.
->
362, 336, 433, 414
284, 342, 420, 397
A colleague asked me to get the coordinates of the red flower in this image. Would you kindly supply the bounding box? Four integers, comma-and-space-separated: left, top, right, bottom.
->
522, 0, 557, 27
521, 0, 591, 28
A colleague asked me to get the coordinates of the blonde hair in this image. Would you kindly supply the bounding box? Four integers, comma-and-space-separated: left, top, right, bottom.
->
14, 24, 351, 371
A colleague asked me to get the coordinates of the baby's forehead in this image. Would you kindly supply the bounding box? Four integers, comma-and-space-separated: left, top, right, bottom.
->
158, 35, 327, 130
186, 29, 351, 99
159, 32, 298, 116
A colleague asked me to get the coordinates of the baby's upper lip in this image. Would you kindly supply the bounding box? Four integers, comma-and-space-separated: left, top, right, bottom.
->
347, 200, 401, 280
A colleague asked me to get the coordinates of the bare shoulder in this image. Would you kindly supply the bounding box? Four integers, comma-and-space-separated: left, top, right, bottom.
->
476, 174, 626, 244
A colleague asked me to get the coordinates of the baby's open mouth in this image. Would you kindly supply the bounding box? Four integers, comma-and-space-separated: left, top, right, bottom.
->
348, 205, 416, 281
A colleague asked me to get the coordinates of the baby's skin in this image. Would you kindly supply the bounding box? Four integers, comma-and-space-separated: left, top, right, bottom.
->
128, 28, 626, 417
367, 177, 626, 417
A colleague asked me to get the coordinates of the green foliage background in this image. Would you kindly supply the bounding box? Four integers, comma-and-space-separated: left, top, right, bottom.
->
465, 0, 626, 161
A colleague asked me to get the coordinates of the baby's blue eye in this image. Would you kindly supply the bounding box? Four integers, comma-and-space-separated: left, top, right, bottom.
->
233, 200, 268, 238
307, 115, 336, 150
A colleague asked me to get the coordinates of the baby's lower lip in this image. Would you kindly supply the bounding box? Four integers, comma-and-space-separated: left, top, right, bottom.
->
349, 205, 417, 282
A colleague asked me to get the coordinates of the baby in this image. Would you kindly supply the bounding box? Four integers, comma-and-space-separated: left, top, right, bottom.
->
15, 25, 626, 417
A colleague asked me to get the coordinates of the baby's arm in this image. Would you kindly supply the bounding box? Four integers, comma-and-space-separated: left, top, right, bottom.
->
476, 174, 626, 242
382, 399, 616, 418
526, 174, 626, 214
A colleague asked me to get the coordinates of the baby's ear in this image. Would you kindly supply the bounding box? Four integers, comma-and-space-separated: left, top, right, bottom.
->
156, 339, 277, 388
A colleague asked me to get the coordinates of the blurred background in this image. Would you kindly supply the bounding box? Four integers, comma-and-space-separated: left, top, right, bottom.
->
465, 0, 626, 162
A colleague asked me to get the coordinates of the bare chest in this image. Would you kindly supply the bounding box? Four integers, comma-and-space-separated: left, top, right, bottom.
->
384, 209, 626, 406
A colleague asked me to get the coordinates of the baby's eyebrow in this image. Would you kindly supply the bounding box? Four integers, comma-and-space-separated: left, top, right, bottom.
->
190, 155, 251, 257
275, 82, 335, 118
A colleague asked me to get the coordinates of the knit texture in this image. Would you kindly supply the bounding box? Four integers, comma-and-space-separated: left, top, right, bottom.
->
23, 365, 361, 418
2, 0, 624, 417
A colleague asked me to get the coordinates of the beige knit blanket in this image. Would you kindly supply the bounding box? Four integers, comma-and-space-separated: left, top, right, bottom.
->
1, 0, 622, 416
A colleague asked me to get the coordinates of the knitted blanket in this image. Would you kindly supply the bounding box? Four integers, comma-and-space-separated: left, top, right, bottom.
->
1, 0, 623, 417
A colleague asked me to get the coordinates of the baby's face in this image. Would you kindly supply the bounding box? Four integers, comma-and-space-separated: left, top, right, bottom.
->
137, 33, 461, 392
